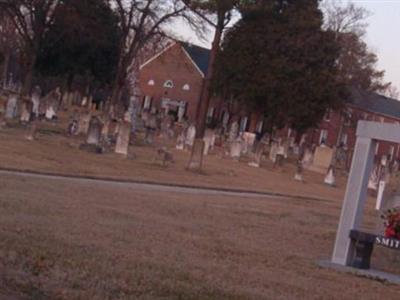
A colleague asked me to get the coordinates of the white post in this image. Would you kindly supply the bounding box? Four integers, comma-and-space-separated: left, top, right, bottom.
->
376, 181, 386, 210
332, 136, 376, 266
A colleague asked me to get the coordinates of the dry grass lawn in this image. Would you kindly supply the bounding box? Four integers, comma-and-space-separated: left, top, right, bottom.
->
1, 110, 400, 299
1, 174, 400, 299
0, 113, 347, 202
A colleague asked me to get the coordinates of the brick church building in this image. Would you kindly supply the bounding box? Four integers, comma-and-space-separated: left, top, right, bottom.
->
139, 41, 400, 161
139, 41, 211, 122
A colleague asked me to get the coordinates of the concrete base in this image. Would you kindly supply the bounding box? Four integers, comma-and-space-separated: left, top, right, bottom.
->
306, 165, 328, 174
187, 139, 205, 171
318, 260, 400, 284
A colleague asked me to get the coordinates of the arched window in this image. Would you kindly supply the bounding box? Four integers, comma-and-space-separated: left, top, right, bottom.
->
147, 79, 155, 86
182, 84, 190, 91
163, 80, 173, 88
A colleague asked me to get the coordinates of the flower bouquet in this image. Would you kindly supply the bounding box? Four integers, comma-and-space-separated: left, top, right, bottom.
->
381, 207, 400, 239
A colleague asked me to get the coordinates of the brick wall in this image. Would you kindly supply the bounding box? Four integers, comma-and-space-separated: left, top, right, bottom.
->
310, 106, 400, 161
139, 43, 204, 121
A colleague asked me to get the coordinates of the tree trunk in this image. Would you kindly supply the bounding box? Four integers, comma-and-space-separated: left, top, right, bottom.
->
128, 61, 141, 132
110, 49, 128, 106
111, 82, 124, 109
195, 21, 224, 139
2, 49, 10, 89
66, 73, 74, 92
187, 13, 225, 171
22, 52, 37, 97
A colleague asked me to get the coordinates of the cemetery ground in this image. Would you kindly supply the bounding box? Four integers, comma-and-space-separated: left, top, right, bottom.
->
1, 110, 400, 299
1, 172, 400, 300
0, 110, 348, 202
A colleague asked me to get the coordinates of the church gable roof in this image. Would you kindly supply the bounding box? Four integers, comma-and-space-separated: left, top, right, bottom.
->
180, 42, 210, 76
140, 41, 210, 78
349, 88, 400, 119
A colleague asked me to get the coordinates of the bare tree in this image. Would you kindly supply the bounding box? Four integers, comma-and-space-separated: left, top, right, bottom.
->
184, 0, 239, 170
383, 84, 400, 100
109, 0, 190, 112
322, 0, 371, 38
0, 0, 60, 96
0, 11, 20, 89
322, 0, 388, 93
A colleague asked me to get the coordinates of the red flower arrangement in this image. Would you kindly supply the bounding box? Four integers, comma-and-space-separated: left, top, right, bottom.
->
381, 207, 400, 239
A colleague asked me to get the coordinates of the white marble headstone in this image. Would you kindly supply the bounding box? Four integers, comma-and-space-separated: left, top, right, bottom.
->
115, 121, 131, 156
5, 94, 18, 119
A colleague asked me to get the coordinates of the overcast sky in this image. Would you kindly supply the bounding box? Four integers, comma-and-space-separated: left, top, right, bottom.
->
353, 0, 400, 92
172, 0, 400, 93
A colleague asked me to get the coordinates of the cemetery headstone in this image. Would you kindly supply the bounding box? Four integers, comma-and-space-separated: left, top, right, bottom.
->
185, 124, 196, 150
86, 116, 103, 145
368, 164, 379, 191
302, 147, 314, 167
67, 119, 79, 136
294, 160, 304, 182
241, 132, 256, 155
308, 146, 333, 174
45, 105, 56, 120
282, 138, 289, 159
20, 100, 31, 123
101, 119, 110, 142
228, 120, 239, 141
115, 121, 131, 156
78, 113, 91, 135
176, 132, 185, 150
230, 138, 242, 160
324, 165, 336, 186
269, 141, 278, 163
5, 93, 18, 119
393, 160, 399, 174
248, 142, 264, 168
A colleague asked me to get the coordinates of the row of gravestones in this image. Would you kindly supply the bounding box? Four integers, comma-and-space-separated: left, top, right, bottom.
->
172, 119, 344, 187
2, 89, 62, 123
70, 112, 132, 156
83, 110, 176, 165
64, 106, 352, 186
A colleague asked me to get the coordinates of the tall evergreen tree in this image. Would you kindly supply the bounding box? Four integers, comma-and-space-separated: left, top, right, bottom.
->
214, 0, 346, 134
36, 0, 121, 89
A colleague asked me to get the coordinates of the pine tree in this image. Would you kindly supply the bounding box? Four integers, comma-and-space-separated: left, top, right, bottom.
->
214, 0, 347, 133
36, 0, 121, 88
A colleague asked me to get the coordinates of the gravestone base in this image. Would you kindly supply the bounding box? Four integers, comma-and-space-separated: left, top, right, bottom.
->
318, 260, 400, 285
25, 122, 38, 141
187, 139, 205, 171
248, 162, 260, 168
324, 167, 336, 187
294, 173, 303, 182
79, 143, 103, 154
